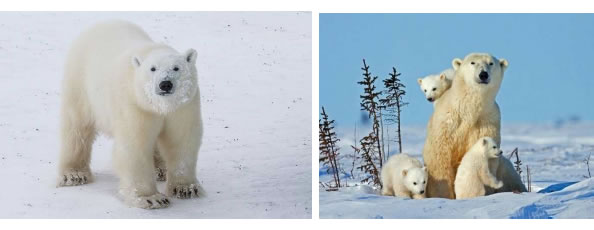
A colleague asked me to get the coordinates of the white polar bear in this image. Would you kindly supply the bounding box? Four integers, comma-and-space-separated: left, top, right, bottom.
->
417, 68, 455, 106
57, 20, 204, 209
381, 154, 428, 199
455, 137, 503, 199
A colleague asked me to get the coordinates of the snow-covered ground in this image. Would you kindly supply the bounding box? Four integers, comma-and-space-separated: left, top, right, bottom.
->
320, 121, 594, 218
0, 12, 311, 218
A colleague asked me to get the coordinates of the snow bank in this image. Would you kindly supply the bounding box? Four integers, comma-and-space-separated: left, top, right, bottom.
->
321, 122, 594, 219
320, 179, 594, 219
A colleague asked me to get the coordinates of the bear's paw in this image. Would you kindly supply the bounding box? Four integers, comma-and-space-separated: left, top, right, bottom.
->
167, 183, 205, 199
155, 167, 167, 182
132, 193, 170, 209
58, 170, 93, 186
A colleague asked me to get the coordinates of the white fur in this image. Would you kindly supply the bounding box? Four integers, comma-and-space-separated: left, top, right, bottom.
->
455, 137, 504, 199
57, 20, 204, 209
417, 68, 455, 106
381, 154, 428, 199
423, 53, 508, 199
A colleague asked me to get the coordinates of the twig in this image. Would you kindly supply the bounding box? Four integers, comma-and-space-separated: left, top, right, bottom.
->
526, 165, 532, 192
584, 152, 592, 179
508, 148, 523, 177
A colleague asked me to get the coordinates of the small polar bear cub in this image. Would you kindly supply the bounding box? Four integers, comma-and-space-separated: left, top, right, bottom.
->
57, 20, 204, 209
417, 69, 455, 105
381, 154, 428, 199
455, 137, 504, 199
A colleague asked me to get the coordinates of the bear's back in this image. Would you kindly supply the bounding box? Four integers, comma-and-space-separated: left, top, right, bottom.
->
62, 21, 163, 136
386, 154, 422, 172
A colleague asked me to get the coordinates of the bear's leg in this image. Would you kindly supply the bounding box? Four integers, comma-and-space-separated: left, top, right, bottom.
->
57, 107, 96, 186
381, 185, 394, 196
113, 114, 168, 209
159, 106, 204, 199
412, 193, 426, 199
154, 148, 167, 181
479, 165, 503, 190
393, 189, 412, 199
427, 168, 456, 199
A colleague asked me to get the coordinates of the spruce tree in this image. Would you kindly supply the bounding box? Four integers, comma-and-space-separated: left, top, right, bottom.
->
319, 106, 341, 188
379, 67, 408, 154
356, 59, 383, 187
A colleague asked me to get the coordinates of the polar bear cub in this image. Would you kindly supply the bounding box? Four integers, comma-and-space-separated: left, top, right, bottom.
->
417, 68, 455, 106
455, 137, 504, 199
381, 154, 428, 199
57, 20, 204, 209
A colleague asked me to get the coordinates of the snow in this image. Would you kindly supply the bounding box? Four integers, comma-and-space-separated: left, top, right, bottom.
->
320, 121, 594, 218
0, 12, 311, 218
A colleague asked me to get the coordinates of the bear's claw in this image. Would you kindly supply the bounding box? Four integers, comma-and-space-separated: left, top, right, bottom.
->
59, 170, 92, 186
168, 183, 203, 199
156, 168, 166, 181
134, 193, 170, 209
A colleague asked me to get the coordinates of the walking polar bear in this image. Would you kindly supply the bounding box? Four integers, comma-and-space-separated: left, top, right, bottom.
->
422, 53, 508, 199
57, 20, 204, 209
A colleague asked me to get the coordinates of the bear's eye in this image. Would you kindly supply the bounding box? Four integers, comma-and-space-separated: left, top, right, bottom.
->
413, 182, 417, 185
493, 146, 497, 149
424, 89, 427, 92
470, 62, 475, 65
173, 66, 179, 71
432, 88, 436, 91
150, 67, 156, 72
423, 181, 426, 184
489, 62, 494, 66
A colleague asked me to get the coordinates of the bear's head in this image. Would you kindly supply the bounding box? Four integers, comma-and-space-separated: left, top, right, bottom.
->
132, 48, 198, 114
402, 166, 428, 196
479, 136, 503, 159
452, 53, 508, 92
417, 73, 451, 102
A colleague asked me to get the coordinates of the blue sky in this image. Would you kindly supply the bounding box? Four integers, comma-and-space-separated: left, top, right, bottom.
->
320, 14, 594, 126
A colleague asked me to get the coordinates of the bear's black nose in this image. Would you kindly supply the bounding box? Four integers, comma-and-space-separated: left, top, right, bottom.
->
427, 98, 434, 102
420, 190, 425, 194
159, 80, 173, 92
479, 71, 489, 81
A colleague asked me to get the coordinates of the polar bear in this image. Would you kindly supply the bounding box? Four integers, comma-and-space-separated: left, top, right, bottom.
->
417, 68, 455, 105
380, 154, 428, 199
422, 53, 508, 199
455, 137, 504, 199
57, 20, 204, 209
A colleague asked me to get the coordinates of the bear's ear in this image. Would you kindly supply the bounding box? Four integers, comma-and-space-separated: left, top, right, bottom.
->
422, 166, 427, 172
402, 169, 408, 177
499, 58, 509, 71
132, 56, 142, 68
417, 78, 423, 85
482, 138, 488, 146
184, 49, 197, 64
440, 73, 446, 80
452, 58, 463, 70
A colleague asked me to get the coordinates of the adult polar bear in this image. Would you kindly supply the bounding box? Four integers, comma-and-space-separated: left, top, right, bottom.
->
422, 53, 508, 199
57, 20, 204, 209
